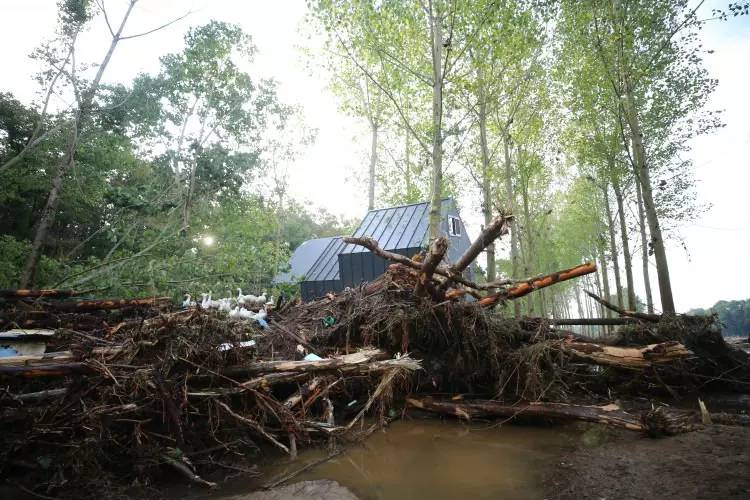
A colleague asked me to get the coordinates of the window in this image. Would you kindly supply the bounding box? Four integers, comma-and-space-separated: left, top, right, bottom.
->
448, 216, 461, 236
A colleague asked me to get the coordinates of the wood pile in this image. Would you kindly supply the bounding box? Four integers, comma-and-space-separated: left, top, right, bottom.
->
0, 214, 748, 497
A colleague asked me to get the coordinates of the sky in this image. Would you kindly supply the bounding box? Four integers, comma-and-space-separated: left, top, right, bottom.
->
0, 0, 748, 312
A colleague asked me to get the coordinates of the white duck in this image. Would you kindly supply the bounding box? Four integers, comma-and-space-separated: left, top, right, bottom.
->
265, 295, 275, 307
182, 294, 196, 308
238, 307, 255, 320
237, 288, 257, 306
200, 293, 210, 309
254, 290, 267, 307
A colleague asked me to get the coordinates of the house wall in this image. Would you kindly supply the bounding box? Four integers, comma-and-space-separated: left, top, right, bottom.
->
441, 199, 473, 278
301, 279, 344, 301
338, 247, 420, 289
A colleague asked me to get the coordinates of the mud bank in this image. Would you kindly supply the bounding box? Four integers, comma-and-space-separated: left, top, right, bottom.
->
548, 425, 750, 500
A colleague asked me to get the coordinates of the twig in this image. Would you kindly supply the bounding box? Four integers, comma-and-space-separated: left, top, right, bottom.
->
161, 454, 216, 488
263, 448, 344, 489
215, 400, 290, 454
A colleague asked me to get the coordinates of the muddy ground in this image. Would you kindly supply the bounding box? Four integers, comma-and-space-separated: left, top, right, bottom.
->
548, 424, 750, 500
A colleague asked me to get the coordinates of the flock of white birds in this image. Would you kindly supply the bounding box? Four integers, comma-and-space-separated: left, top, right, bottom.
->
182, 289, 273, 323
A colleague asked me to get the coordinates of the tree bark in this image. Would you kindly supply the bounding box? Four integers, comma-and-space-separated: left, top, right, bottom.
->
427, 0, 444, 240
368, 121, 378, 210
603, 184, 624, 308
597, 245, 612, 323
561, 340, 691, 370
479, 262, 597, 307
503, 133, 520, 317
478, 96, 495, 282
624, 82, 675, 314
634, 171, 654, 313
406, 397, 646, 431
612, 176, 636, 310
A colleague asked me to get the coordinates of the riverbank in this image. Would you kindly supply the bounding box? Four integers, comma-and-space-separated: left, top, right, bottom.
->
548, 424, 750, 499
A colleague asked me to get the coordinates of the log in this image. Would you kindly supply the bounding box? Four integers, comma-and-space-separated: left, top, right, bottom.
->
9, 388, 68, 404
0, 316, 109, 331
0, 346, 124, 366
479, 263, 597, 307
40, 296, 171, 312
0, 288, 81, 299
0, 328, 56, 340
441, 214, 512, 291
189, 357, 421, 396
584, 290, 660, 322
415, 236, 448, 297
284, 377, 325, 408
546, 317, 639, 326
405, 396, 645, 431
0, 362, 94, 377
220, 349, 389, 378
560, 340, 692, 369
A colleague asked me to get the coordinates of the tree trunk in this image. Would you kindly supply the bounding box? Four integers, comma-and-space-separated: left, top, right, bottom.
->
521, 182, 534, 315
634, 171, 654, 313
597, 245, 612, 335
427, 0, 444, 240
368, 121, 378, 210
20, 0, 137, 287
503, 133, 520, 317
624, 83, 675, 314
406, 397, 646, 431
612, 176, 636, 310
593, 263, 603, 337
478, 97, 495, 282
603, 185, 624, 308
575, 283, 585, 323
404, 126, 412, 197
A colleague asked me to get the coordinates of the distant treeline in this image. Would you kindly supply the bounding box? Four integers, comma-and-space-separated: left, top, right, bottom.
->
688, 299, 750, 338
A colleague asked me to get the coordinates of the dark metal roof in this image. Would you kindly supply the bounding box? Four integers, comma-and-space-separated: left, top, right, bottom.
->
305, 236, 347, 282
340, 198, 455, 255
273, 236, 339, 284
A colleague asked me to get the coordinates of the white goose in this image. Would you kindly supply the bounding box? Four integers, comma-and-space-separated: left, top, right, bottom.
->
237, 288, 257, 306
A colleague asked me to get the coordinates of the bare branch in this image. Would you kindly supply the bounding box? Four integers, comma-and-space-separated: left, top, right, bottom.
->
119, 10, 192, 40
96, 0, 116, 38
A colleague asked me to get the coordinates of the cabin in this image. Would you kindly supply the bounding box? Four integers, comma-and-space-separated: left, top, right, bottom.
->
273, 198, 472, 301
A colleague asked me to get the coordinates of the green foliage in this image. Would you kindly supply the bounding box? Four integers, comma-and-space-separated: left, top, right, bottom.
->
689, 299, 750, 338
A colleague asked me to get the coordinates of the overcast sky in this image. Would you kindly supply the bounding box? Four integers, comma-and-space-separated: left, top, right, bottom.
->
1, 0, 748, 312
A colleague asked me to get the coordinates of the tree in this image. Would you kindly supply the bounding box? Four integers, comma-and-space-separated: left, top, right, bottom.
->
312, 0, 485, 239
17, 0, 189, 287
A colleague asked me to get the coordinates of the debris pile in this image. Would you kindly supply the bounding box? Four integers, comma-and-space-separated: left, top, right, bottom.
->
0, 215, 748, 497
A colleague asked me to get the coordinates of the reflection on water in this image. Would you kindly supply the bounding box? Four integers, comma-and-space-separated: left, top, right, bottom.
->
259, 419, 580, 500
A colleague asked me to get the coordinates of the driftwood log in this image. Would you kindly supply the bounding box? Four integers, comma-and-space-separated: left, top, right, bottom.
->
0, 289, 83, 299
406, 397, 646, 431
560, 340, 692, 370
478, 262, 597, 307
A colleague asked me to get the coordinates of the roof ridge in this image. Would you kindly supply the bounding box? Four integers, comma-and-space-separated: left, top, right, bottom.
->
365, 197, 454, 213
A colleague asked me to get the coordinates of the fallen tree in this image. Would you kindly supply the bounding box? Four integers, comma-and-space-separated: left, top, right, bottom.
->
0, 222, 746, 498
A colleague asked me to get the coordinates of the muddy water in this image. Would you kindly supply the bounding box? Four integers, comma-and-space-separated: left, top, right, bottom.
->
247, 420, 583, 500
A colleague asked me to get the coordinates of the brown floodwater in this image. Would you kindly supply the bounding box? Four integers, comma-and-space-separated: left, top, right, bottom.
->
206, 419, 587, 500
